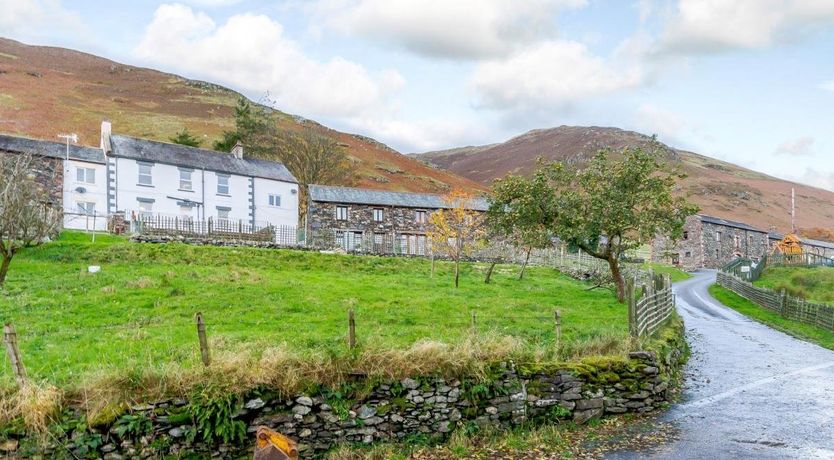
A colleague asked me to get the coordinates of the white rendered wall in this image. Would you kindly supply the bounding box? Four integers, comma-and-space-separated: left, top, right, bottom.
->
253, 177, 299, 227
63, 159, 107, 231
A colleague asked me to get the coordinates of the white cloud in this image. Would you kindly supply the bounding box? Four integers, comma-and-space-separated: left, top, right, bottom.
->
0, 0, 87, 44
794, 168, 834, 192
774, 136, 816, 156
316, 0, 587, 59
135, 3, 404, 119
820, 80, 834, 92
470, 40, 644, 113
659, 0, 834, 54
635, 104, 685, 140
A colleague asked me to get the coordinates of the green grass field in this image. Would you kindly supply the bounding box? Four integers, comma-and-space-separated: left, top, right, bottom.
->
709, 285, 834, 350
0, 232, 645, 388
754, 266, 834, 304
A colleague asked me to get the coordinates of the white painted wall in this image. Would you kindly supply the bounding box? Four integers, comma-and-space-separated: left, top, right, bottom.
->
62, 159, 107, 231
113, 157, 298, 227
253, 177, 299, 228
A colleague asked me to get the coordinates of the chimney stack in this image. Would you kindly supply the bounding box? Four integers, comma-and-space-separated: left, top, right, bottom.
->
231, 141, 244, 159
100, 120, 112, 155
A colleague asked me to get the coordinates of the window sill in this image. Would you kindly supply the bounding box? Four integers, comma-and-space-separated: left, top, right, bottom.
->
216, 193, 231, 197
178, 189, 194, 193
136, 183, 154, 188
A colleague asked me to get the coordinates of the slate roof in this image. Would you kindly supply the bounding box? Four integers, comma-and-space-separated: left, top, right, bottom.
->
699, 215, 766, 233
109, 135, 297, 183
309, 184, 489, 211
0, 134, 105, 164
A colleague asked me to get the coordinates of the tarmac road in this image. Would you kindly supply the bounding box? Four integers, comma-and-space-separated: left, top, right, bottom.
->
604, 270, 834, 459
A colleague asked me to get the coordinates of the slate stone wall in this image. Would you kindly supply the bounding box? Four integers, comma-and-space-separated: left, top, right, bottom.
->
308, 200, 431, 238
0, 150, 63, 208
652, 216, 770, 270
11, 342, 687, 459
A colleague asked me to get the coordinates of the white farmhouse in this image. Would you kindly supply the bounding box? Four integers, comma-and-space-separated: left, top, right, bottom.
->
100, 122, 299, 228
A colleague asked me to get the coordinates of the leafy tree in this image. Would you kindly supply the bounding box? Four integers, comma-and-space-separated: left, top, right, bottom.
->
427, 190, 486, 288
0, 153, 63, 286
488, 164, 559, 280
170, 128, 202, 147
212, 97, 268, 152
551, 147, 698, 302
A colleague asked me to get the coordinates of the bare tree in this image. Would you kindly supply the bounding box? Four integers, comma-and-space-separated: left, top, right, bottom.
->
0, 153, 63, 287
275, 129, 356, 221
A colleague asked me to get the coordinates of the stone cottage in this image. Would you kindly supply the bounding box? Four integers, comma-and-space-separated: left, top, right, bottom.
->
652, 214, 770, 270
307, 185, 489, 254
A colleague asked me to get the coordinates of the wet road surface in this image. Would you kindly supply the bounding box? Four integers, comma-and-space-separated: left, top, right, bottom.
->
605, 270, 834, 459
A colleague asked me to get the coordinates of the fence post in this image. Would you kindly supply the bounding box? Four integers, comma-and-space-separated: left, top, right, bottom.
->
780, 289, 787, 317
626, 278, 636, 337
471, 311, 477, 331
554, 310, 561, 347
348, 309, 356, 349
4, 323, 27, 385
195, 313, 211, 366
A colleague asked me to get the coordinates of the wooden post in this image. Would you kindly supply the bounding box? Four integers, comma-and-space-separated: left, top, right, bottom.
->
554, 310, 561, 348
348, 309, 356, 349
471, 311, 477, 330
195, 313, 210, 366
626, 278, 637, 337
4, 323, 27, 385
780, 289, 787, 317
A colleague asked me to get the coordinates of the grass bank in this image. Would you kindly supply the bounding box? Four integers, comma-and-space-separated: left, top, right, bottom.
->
754, 265, 834, 304
1, 233, 634, 387
709, 285, 834, 350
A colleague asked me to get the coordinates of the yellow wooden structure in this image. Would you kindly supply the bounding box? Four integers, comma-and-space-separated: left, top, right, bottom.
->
253, 427, 298, 460
772, 234, 803, 255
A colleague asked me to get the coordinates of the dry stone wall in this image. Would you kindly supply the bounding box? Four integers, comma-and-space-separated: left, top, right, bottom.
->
9, 339, 687, 459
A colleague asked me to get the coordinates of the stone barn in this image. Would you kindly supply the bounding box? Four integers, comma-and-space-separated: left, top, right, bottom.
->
652, 215, 770, 270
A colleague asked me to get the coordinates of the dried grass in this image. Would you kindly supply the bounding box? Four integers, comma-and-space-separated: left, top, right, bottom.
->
0, 383, 63, 433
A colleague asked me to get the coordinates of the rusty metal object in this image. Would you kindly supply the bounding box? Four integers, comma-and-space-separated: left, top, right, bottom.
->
772, 233, 803, 255
253, 426, 298, 460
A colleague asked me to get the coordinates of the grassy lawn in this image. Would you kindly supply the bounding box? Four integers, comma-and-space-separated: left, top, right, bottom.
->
642, 263, 692, 283
0, 232, 634, 388
709, 285, 834, 350
754, 266, 834, 304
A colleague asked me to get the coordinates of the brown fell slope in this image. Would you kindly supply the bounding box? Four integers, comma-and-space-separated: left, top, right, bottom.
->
414, 126, 834, 232
0, 38, 484, 194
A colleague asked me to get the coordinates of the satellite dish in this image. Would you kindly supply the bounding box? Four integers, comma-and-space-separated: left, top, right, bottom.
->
75, 187, 87, 194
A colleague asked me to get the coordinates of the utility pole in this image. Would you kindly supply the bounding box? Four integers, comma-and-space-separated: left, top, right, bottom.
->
791, 187, 796, 234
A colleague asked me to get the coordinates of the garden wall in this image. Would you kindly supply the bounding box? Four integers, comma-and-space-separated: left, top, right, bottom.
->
6, 324, 687, 459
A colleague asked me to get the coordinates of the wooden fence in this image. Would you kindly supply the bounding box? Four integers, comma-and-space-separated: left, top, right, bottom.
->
716, 271, 834, 330
627, 273, 675, 337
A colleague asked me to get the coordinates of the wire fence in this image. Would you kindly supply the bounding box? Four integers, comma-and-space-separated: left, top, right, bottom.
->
717, 258, 834, 331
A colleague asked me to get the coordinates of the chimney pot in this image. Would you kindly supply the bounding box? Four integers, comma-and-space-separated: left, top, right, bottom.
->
231, 141, 244, 159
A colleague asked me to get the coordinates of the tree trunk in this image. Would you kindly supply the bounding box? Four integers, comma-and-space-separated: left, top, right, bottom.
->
454, 258, 460, 288
484, 261, 497, 284
0, 252, 12, 287
608, 255, 625, 303
518, 246, 532, 280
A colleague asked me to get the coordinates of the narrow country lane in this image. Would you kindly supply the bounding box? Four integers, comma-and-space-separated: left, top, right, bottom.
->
604, 270, 834, 459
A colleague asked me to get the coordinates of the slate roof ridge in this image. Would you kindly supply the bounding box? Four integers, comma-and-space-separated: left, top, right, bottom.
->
309, 184, 489, 210
0, 133, 105, 164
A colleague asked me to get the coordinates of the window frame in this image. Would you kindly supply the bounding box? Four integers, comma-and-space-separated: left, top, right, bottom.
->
217, 174, 230, 195
137, 162, 153, 186
77, 201, 96, 216
336, 206, 349, 221
415, 210, 428, 224
136, 198, 154, 218
268, 194, 282, 207
372, 208, 384, 222
76, 167, 96, 184
179, 168, 193, 191
216, 206, 231, 221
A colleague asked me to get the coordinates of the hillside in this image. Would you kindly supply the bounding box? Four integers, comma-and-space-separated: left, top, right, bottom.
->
0, 38, 484, 194
414, 126, 834, 232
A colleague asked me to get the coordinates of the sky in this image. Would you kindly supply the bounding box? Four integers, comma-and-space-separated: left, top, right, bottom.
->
2, 0, 834, 191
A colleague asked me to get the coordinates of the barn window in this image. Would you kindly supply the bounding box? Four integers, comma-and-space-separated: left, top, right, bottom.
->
415, 210, 428, 224
336, 206, 349, 221
373, 208, 384, 222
